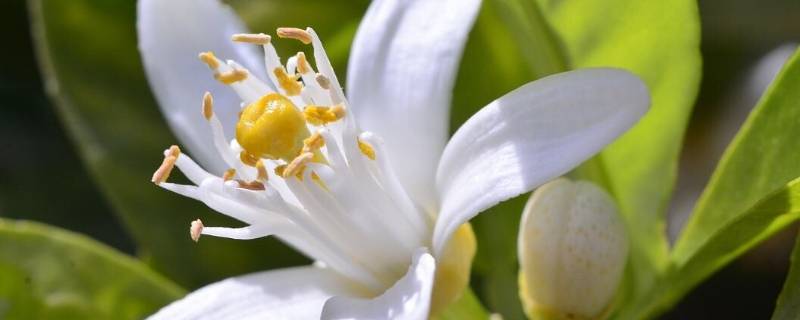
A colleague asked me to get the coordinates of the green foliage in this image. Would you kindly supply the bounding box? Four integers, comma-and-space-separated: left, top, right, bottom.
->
27, 0, 311, 288
624, 49, 800, 319
0, 219, 183, 320
453, 0, 702, 316
434, 289, 490, 320
773, 231, 800, 320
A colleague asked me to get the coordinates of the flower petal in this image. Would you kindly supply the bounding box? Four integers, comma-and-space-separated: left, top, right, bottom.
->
138, 0, 265, 173
346, 0, 482, 211
148, 266, 364, 320
432, 68, 650, 254
321, 249, 436, 320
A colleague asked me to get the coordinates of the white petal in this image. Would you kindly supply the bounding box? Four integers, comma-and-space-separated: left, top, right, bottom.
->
432, 68, 650, 254
149, 266, 364, 320
321, 249, 436, 320
346, 0, 482, 211
138, 0, 265, 173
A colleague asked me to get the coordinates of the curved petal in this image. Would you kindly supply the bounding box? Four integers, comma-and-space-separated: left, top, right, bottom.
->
321, 249, 436, 320
149, 266, 365, 320
346, 0, 482, 211
138, 0, 265, 173
432, 68, 650, 254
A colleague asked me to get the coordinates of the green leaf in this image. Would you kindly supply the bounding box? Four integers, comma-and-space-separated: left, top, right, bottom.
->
773, 230, 800, 320
454, 0, 702, 314
674, 48, 800, 265
623, 178, 800, 319
433, 289, 490, 320
27, 0, 310, 288
0, 219, 184, 319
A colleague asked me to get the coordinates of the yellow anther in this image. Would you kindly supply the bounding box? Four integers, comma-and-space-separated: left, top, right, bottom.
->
304, 105, 345, 126
315, 73, 331, 89
237, 180, 266, 191
357, 138, 376, 160
167, 145, 181, 157
236, 93, 310, 164
151, 155, 177, 184
302, 132, 325, 153
215, 69, 249, 84
274, 164, 287, 177
274, 67, 303, 96
231, 33, 271, 45
296, 52, 311, 74
255, 160, 268, 182
284, 152, 314, 178
276, 27, 312, 44
190, 219, 204, 242
202, 92, 214, 120
222, 168, 236, 181
199, 51, 220, 69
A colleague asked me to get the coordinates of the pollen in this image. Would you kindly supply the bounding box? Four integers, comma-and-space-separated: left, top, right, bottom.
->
231, 33, 271, 45
296, 52, 311, 74
276, 27, 312, 44
357, 138, 376, 160
190, 219, 204, 242
236, 93, 310, 164
215, 68, 249, 84
202, 92, 214, 120
198, 51, 220, 69
152, 155, 177, 184
303, 105, 345, 126
274, 67, 303, 96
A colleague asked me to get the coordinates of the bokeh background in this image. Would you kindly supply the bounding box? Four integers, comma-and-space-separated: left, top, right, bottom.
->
1, 0, 798, 318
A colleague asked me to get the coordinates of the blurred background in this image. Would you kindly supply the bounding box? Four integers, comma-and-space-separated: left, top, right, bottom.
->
1, 0, 798, 318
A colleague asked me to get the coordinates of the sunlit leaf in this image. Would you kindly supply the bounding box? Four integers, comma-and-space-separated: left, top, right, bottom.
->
27, 0, 311, 288
433, 289, 490, 320
0, 219, 183, 319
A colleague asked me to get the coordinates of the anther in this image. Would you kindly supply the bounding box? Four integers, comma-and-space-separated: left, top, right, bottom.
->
199, 51, 220, 69
223, 168, 236, 181
167, 145, 181, 158
231, 33, 271, 45
357, 138, 376, 160
315, 73, 331, 89
296, 52, 311, 74
152, 155, 177, 184
276, 27, 312, 44
273, 67, 303, 96
190, 219, 203, 242
302, 132, 325, 153
202, 92, 214, 120
284, 152, 314, 178
215, 69, 249, 85
255, 160, 268, 182
237, 180, 266, 191
274, 164, 287, 177
304, 105, 345, 126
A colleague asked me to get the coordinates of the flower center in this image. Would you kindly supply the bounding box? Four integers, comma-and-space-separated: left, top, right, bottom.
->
236, 93, 309, 164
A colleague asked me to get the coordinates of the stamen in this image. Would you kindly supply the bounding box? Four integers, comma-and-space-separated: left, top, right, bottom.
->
256, 160, 268, 182
296, 52, 311, 74
199, 51, 220, 69
231, 33, 271, 45
223, 168, 236, 181
302, 132, 325, 153
284, 152, 314, 178
152, 155, 177, 184
202, 92, 214, 120
215, 68, 249, 84
237, 180, 266, 191
304, 105, 345, 126
315, 73, 331, 89
274, 164, 287, 177
273, 67, 303, 96
190, 219, 204, 242
240, 151, 259, 167
167, 145, 181, 158
357, 138, 376, 160
277, 27, 312, 44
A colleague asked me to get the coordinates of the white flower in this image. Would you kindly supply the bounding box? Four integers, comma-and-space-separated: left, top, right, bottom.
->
137, 0, 650, 319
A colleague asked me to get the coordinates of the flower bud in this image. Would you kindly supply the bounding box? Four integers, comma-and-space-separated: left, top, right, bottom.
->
518, 178, 628, 319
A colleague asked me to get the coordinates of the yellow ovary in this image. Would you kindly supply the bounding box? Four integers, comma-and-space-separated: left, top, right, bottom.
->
236, 93, 310, 164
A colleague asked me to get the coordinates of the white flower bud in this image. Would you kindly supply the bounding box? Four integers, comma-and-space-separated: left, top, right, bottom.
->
518, 178, 628, 319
